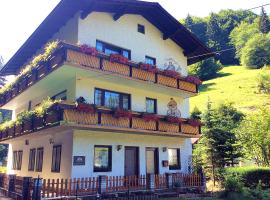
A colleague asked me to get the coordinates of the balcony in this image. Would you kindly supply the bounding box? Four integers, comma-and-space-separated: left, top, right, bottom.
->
0, 42, 200, 107
0, 102, 201, 142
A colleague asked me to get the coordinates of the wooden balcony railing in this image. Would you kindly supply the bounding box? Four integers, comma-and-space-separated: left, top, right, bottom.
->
0, 43, 199, 107
0, 103, 201, 142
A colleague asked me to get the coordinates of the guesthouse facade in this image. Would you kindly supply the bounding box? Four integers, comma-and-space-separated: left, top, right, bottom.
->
0, 0, 212, 182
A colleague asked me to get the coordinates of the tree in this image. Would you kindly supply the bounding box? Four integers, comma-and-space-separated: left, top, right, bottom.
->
0, 56, 6, 88
259, 7, 270, 34
241, 33, 270, 68
237, 108, 270, 167
190, 106, 202, 120
188, 57, 222, 80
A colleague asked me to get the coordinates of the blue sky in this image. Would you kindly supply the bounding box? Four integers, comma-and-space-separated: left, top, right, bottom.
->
0, 0, 269, 63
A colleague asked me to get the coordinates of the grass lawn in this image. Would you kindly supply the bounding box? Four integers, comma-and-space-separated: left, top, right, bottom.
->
190, 66, 270, 113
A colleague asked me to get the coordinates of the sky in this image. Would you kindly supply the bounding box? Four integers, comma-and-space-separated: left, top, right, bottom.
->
0, 0, 270, 64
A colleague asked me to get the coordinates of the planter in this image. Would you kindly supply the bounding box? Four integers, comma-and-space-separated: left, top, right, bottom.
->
157, 74, 177, 88
103, 60, 130, 76
15, 124, 23, 136
33, 116, 44, 130
45, 111, 59, 125
132, 68, 155, 82
23, 120, 33, 133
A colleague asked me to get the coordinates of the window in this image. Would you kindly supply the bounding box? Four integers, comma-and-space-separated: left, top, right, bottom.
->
168, 148, 181, 170
95, 88, 131, 110
96, 40, 131, 59
28, 149, 36, 171
94, 145, 112, 172
145, 56, 156, 65
52, 90, 67, 101
12, 150, 23, 170
36, 148, 44, 172
146, 98, 157, 114
51, 145, 62, 173
138, 24, 145, 34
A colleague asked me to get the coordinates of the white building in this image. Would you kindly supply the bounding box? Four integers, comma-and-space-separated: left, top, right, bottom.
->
0, 0, 212, 180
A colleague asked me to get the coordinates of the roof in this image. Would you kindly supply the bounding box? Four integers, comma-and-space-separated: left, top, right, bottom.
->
1, 0, 214, 75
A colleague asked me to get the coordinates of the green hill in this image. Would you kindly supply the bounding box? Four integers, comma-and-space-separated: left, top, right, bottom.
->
190, 66, 270, 113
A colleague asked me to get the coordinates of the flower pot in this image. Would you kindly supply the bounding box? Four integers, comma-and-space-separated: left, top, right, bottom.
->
23, 120, 33, 133
33, 116, 44, 130
15, 124, 23, 136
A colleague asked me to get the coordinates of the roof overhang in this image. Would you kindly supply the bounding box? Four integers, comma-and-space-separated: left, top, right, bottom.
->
1, 0, 214, 75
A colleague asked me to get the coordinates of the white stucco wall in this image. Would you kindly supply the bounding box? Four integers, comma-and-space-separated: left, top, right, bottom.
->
71, 130, 192, 178
6, 129, 73, 179
78, 12, 188, 75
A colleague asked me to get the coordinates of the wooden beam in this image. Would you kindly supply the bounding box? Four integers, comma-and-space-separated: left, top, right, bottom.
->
113, 6, 126, 21
163, 29, 179, 40
80, 4, 95, 19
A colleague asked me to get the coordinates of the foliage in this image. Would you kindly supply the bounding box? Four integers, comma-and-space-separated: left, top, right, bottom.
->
225, 167, 270, 189
193, 101, 243, 183
259, 7, 270, 34
237, 107, 270, 166
257, 67, 270, 93
241, 33, 270, 68
80, 44, 98, 56
224, 175, 244, 193
190, 106, 202, 120
0, 56, 6, 88
190, 66, 270, 113
34, 98, 59, 117
188, 58, 222, 81
109, 54, 129, 64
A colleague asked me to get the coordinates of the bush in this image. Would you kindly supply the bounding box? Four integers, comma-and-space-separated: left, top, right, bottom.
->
224, 167, 270, 189
188, 58, 222, 81
257, 68, 270, 93
241, 33, 270, 69
224, 176, 244, 193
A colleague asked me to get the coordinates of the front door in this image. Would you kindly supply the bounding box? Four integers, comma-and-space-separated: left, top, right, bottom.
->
146, 148, 159, 174
125, 147, 139, 176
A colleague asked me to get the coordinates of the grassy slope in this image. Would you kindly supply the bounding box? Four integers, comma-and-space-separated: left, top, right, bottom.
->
190, 66, 269, 113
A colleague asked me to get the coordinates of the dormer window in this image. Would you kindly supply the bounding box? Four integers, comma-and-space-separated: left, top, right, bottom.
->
138, 24, 145, 34
96, 40, 131, 59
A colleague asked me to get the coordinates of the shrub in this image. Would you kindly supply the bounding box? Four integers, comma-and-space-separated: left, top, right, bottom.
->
224, 167, 270, 189
224, 175, 244, 193
188, 57, 222, 81
257, 68, 270, 93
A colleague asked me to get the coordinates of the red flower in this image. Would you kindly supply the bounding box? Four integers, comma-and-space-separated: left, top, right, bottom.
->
160, 70, 181, 79
142, 114, 160, 122
76, 103, 95, 114
187, 119, 202, 127
185, 76, 202, 85
109, 54, 129, 64
166, 116, 185, 124
113, 109, 133, 119
138, 63, 159, 73
80, 44, 98, 56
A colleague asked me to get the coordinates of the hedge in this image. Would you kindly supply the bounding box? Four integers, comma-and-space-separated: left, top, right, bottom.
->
224, 167, 270, 188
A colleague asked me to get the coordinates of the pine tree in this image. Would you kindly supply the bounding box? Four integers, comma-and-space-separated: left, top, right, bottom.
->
185, 14, 194, 30
259, 7, 270, 34
207, 13, 223, 50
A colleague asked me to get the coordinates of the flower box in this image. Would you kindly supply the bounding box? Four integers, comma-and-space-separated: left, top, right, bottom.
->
76, 103, 95, 114
138, 63, 159, 73
187, 119, 202, 127
185, 76, 202, 85
15, 124, 23, 136
113, 109, 132, 119
33, 116, 44, 130
142, 114, 160, 122
165, 116, 185, 124
23, 120, 33, 133
109, 54, 129, 65
80, 44, 98, 56
160, 70, 181, 79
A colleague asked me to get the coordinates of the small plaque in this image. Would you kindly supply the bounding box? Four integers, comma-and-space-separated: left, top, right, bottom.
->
73, 156, 85, 166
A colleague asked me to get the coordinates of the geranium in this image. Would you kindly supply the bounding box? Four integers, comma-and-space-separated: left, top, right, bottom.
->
142, 114, 160, 122
109, 54, 129, 64
160, 70, 181, 79
113, 109, 133, 119
166, 116, 185, 124
76, 103, 95, 114
80, 44, 98, 56
187, 119, 202, 127
138, 63, 159, 73
185, 76, 202, 85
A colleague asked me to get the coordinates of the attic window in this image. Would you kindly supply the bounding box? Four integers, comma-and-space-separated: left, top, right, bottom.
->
138, 24, 145, 34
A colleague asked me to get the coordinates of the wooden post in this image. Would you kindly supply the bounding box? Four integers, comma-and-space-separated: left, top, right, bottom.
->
32, 177, 42, 200
8, 175, 15, 196
98, 175, 107, 194
22, 177, 31, 200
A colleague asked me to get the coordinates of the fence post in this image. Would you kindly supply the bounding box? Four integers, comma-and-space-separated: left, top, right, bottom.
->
147, 174, 155, 191
32, 177, 42, 200
22, 177, 31, 200
98, 175, 107, 194
166, 173, 173, 189
201, 173, 207, 193
8, 174, 15, 196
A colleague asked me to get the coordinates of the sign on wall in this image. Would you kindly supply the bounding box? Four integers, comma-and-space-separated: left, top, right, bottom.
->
73, 156, 86, 166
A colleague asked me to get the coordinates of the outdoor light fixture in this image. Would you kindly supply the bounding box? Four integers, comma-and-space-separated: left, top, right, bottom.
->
49, 138, 54, 144
116, 145, 123, 151
162, 147, 167, 152
25, 140, 29, 145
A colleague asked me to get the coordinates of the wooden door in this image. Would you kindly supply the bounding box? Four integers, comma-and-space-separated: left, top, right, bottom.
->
146, 148, 159, 174
125, 147, 139, 176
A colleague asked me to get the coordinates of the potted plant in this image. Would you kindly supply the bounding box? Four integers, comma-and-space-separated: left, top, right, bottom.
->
184, 76, 202, 85
138, 63, 159, 73
165, 116, 185, 124
142, 113, 160, 122
113, 108, 133, 119
160, 70, 181, 79
76, 97, 96, 114
80, 44, 98, 56
109, 54, 129, 65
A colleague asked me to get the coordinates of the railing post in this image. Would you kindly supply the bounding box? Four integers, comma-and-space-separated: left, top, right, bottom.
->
147, 174, 155, 191
32, 177, 42, 200
22, 177, 31, 200
8, 174, 15, 196
166, 173, 173, 189
98, 175, 107, 194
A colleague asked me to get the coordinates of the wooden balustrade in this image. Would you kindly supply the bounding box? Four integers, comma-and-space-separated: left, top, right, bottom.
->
172, 173, 202, 187
154, 174, 167, 189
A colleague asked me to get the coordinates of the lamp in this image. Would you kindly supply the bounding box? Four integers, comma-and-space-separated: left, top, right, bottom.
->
25, 140, 29, 145
162, 147, 167, 152
116, 145, 123, 151
49, 138, 54, 144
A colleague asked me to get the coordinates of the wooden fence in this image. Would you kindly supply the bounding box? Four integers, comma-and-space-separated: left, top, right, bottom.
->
172, 173, 202, 187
